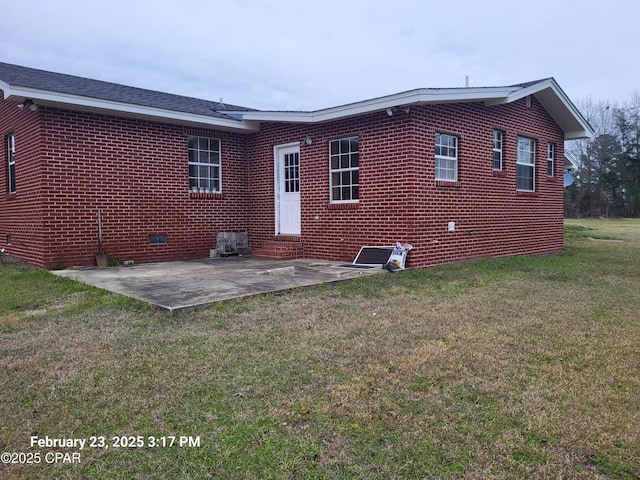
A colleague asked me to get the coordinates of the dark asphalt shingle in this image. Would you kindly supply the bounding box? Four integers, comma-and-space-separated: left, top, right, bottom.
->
0, 62, 254, 120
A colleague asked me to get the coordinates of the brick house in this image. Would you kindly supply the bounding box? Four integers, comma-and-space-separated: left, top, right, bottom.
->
0, 62, 592, 269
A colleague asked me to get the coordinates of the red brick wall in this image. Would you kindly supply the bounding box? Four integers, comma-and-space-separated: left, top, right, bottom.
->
1, 97, 250, 267
0, 94, 47, 266
408, 97, 565, 268
248, 96, 565, 269
1, 93, 565, 270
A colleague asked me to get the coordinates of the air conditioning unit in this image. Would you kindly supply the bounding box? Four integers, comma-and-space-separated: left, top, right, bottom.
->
211, 232, 250, 258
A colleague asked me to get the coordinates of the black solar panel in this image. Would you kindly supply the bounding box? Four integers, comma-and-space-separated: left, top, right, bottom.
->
352, 246, 394, 266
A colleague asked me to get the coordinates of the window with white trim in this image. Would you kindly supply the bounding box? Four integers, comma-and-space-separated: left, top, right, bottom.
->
329, 136, 359, 202
435, 133, 458, 181
517, 136, 536, 191
547, 143, 555, 177
6, 133, 15, 193
188, 136, 221, 193
493, 130, 504, 171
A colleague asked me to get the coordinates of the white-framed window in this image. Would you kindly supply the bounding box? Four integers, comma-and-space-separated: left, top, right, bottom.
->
329, 136, 359, 202
547, 143, 555, 177
493, 130, 504, 171
188, 136, 221, 193
435, 133, 458, 181
6, 133, 15, 193
517, 136, 536, 191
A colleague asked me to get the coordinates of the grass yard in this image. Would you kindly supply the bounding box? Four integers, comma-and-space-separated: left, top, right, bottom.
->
1, 219, 639, 479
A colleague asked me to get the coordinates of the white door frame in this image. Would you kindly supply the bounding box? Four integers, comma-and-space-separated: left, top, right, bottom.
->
274, 142, 301, 235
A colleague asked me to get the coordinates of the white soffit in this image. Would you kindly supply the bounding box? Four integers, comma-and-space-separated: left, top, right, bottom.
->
507, 78, 593, 140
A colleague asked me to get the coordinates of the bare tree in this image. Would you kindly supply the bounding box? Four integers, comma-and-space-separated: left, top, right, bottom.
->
567, 93, 640, 218
617, 92, 640, 216
566, 98, 620, 217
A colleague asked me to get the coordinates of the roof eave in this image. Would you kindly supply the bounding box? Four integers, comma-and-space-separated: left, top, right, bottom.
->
225, 80, 594, 140
0, 79, 11, 97
564, 130, 592, 141
510, 78, 594, 140
3, 72, 592, 139
225, 86, 518, 123
564, 151, 579, 172
3, 85, 259, 133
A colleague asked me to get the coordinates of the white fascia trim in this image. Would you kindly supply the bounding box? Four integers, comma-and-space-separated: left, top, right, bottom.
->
0, 79, 13, 99
224, 80, 593, 141
3, 85, 259, 132
565, 130, 592, 141
549, 82, 594, 139
225, 86, 518, 123
508, 79, 594, 139
564, 151, 579, 171
506, 78, 556, 102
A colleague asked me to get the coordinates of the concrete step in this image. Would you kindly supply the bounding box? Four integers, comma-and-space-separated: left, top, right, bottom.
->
251, 249, 303, 260
261, 240, 303, 249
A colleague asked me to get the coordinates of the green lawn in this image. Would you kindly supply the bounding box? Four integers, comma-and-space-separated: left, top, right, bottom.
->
1, 219, 639, 479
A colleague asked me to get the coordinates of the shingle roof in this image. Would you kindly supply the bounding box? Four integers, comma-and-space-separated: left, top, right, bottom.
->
0, 62, 254, 120
0, 63, 592, 139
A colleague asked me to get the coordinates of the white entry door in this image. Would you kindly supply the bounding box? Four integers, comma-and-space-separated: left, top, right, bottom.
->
275, 144, 301, 235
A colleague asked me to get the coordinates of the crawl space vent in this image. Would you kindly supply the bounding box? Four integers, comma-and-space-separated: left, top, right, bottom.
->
149, 234, 167, 245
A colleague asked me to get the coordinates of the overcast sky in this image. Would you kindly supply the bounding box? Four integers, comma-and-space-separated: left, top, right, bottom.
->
1, 0, 637, 111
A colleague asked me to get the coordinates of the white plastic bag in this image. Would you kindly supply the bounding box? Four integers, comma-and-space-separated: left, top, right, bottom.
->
386, 242, 413, 270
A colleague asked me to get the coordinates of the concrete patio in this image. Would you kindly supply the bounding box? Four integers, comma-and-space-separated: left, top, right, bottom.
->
52, 257, 383, 313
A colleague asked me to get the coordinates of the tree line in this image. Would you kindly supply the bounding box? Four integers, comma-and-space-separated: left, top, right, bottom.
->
565, 93, 640, 218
